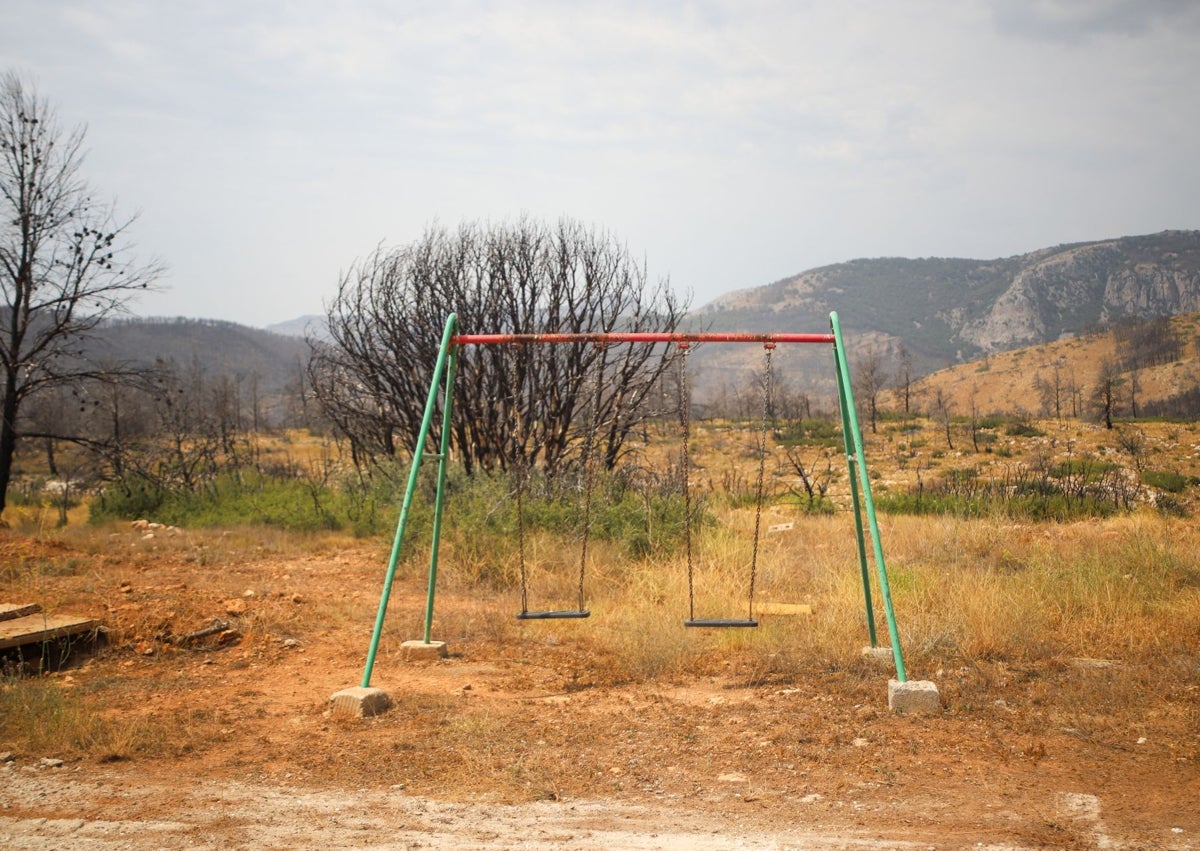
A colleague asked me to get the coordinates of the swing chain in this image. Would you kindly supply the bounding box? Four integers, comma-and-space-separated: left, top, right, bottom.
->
747, 344, 775, 619
515, 456, 529, 615
576, 347, 606, 612
507, 348, 532, 617
678, 343, 696, 621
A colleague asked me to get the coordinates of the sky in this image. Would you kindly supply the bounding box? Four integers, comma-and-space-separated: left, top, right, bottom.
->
3, 1, 1198, 328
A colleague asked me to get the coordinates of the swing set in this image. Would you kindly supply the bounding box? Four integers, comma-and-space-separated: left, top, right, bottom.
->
358, 311, 907, 687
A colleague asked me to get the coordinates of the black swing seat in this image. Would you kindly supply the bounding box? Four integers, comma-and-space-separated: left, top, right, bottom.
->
684, 618, 759, 628
517, 609, 591, 620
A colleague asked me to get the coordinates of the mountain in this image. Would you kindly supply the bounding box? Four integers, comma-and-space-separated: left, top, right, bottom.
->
61, 231, 1199, 422
265, 314, 328, 339
84, 317, 312, 423
693, 230, 1200, 385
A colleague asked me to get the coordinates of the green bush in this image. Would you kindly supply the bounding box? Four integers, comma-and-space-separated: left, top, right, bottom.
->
1005, 421, 1045, 438
90, 470, 402, 535
89, 463, 702, 554
1142, 469, 1190, 494
775, 418, 842, 448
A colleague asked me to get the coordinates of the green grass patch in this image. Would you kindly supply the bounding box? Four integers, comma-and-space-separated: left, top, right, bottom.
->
774, 418, 842, 448
1142, 469, 1191, 493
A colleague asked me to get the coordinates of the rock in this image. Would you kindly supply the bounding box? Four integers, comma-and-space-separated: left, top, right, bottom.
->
39, 758, 64, 768
328, 686, 391, 718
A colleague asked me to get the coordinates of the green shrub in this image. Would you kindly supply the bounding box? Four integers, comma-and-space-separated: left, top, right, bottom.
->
1005, 421, 1045, 438
1142, 469, 1190, 494
775, 418, 842, 448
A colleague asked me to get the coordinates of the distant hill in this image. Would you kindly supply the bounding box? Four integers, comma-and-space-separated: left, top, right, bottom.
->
689, 230, 1200, 402
84, 317, 311, 423
697, 230, 1200, 362
900, 311, 1200, 420
265, 315, 328, 339
64, 232, 1200, 424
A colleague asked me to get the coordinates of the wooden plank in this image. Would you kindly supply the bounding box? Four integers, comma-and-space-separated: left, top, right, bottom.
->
0, 613, 100, 650
756, 602, 813, 616
1, 603, 42, 622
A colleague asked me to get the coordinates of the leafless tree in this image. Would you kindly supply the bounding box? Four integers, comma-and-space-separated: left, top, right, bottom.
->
1034, 361, 1067, 421
933, 386, 954, 450
1126, 368, 1141, 419
852, 346, 885, 434
968, 387, 982, 453
309, 218, 688, 475
893, 345, 915, 416
1113, 316, 1182, 371
1089, 358, 1124, 430
1115, 426, 1148, 472
783, 445, 835, 510
1066, 369, 1083, 419
0, 72, 162, 514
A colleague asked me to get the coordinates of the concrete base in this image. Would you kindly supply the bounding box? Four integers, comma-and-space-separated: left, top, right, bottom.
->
861, 646, 895, 669
402, 639, 448, 661
329, 686, 391, 719
888, 679, 941, 714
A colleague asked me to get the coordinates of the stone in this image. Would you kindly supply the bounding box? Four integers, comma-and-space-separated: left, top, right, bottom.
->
401, 639, 448, 661
888, 679, 941, 714
328, 686, 392, 718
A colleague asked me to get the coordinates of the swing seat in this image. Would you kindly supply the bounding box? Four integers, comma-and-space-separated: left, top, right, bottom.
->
684, 618, 759, 628
517, 609, 591, 620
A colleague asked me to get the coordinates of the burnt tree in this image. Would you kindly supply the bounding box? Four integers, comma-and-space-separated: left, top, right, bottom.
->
309, 218, 688, 475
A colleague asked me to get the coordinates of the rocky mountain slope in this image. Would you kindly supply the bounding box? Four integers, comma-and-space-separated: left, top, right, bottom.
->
695, 230, 1200, 379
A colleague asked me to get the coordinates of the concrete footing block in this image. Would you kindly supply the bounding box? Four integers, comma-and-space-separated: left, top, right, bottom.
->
329, 686, 391, 719
402, 639, 448, 661
888, 679, 941, 714
861, 646, 895, 669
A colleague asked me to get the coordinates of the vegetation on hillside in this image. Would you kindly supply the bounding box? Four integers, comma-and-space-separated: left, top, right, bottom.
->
0, 310, 1191, 539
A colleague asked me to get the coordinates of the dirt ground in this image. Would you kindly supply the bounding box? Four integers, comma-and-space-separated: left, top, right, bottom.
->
2, 532, 1198, 850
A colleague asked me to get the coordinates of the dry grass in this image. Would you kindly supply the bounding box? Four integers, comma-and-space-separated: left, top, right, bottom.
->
389, 504, 1200, 689
3, 414, 1200, 777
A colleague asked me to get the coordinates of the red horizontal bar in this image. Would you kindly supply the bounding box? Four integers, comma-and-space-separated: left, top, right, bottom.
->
451, 332, 836, 346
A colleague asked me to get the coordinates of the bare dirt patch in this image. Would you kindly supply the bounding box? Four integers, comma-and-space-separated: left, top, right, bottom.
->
2, 531, 1198, 849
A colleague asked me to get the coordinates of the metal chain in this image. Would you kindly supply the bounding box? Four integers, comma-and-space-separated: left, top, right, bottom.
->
507, 346, 531, 616
515, 457, 528, 615
576, 347, 606, 611
678, 344, 695, 621
747, 345, 775, 619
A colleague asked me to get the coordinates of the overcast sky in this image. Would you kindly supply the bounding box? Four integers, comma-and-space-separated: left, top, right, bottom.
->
3, 1, 1198, 328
